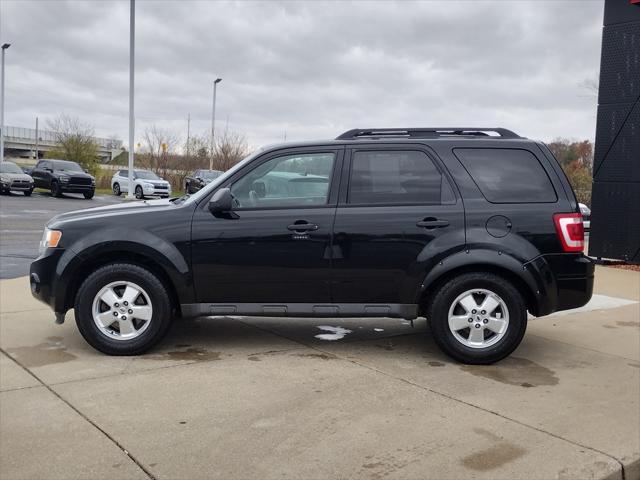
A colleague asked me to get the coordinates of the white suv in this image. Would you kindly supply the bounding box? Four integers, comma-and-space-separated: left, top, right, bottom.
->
111, 169, 172, 199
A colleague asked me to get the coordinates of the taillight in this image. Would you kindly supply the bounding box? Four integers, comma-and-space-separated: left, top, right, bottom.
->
553, 213, 584, 252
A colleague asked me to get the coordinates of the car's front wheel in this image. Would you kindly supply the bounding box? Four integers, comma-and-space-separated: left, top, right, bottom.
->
51, 181, 62, 197
24, 188, 33, 196
83, 190, 95, 199
74, 263, 173, 355
135, 185, 144, 199
113, 183, 121, 196
426, 272, 527, 364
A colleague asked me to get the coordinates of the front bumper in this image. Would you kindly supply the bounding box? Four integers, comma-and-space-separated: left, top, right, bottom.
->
30, 249, 66, 314
3, 181, 33, 191
142, 185, 171, 197
61, 183, 94, 193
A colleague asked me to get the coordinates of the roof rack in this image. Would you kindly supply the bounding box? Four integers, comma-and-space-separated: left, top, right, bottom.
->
335, 127, 520, 140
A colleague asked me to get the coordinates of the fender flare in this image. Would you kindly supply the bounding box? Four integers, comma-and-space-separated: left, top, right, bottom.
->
417, 248, 557, 316
53, 228, 193, 312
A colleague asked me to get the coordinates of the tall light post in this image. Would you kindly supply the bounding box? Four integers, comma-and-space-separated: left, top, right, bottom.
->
0, 43, 11, 163
127, 0, 136, 198
210, 78, 222, 170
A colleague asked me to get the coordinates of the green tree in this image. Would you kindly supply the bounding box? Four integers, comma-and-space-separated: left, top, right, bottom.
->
547, 138, 594, 205
46, 115, 100, 175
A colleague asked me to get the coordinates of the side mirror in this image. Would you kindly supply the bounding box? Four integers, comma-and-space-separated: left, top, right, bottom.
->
45, 168, 53, 172
208, 188, 233, 215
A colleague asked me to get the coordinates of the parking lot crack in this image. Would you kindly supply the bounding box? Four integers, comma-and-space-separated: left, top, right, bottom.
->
0, 347, 156, 480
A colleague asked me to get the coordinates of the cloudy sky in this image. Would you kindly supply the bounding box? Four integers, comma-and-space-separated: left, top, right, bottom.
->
1, 0, 603, 150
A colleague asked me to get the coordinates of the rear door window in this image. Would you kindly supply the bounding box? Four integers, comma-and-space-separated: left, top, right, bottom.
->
453, 148, 557, 203
348, 150, 454, 205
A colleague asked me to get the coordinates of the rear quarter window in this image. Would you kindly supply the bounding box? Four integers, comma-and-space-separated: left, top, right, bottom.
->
453, 148, 557, 203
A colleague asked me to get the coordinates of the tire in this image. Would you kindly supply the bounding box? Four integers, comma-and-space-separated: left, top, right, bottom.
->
51, 181, 62, 197
24, 188, 33, 196
426, 272, 527, 365
83, 190, 95, 199
135, 185, 144, 199
113, 183, 121, 196
74, 263, 173, 355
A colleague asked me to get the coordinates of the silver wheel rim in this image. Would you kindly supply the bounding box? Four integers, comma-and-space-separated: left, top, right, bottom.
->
447, 288, 509, 349
92, 281, 153, 341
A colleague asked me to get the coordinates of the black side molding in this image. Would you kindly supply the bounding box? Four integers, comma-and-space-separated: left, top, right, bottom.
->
181, 303, 419, 320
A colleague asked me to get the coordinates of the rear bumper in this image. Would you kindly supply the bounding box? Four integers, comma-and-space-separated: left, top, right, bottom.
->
538, 253, 595, 314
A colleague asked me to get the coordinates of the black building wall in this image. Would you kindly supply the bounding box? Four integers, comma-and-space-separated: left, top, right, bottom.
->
589, 0, 640, 263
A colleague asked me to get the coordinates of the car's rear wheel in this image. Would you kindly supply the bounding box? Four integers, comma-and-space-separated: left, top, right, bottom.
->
74, 263, 172, 355
426, 272, 527, 364
51, 181, 62, 197
135, 185, 144, 199
113, 183, 121, 196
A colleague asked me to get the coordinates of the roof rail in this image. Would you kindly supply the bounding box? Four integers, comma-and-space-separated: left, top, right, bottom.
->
335, 127, 520, 140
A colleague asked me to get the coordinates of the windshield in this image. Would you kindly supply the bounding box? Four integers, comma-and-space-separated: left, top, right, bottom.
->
52, 160, 83, 172
201, 170, 222, 179
0, 162, 23, 174
182, 149, 263, 205
135, 170, 160, 180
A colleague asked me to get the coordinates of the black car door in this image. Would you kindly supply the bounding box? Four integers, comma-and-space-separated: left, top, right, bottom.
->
32, 161, 50, 188
190, 147, 343, 304
331, 145, 465, 304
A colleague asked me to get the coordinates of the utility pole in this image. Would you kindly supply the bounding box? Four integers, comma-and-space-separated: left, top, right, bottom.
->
210, 78, 222, 170
0, 43, 10, 163
186, 113, 191, 161
127, 0, 135, 198
34, 117, 38, 161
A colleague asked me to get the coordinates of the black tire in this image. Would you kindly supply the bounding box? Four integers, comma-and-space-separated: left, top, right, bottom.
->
51, 181, 62, 197
83, 190, 95, 199
426, 272, 527, 365
24, 188, 33, 196
74, 263, 173, 355
113, 183, 121, 196
135, 185, 144, 199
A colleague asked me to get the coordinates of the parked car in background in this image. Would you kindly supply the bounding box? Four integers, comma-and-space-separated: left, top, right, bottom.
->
0, 161, 34, 196
184, 169, 223, 194
31, 159, 95, 199
111, 169, 172, 199
579, 203, 591, 232
21, 165, 33, 175
30, 127, 594, 364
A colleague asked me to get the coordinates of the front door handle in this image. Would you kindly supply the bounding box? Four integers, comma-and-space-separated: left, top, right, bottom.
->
287, 222, 319, 232
416, 218, 450, 229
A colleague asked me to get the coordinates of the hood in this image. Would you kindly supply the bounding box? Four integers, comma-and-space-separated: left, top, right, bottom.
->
48, 198, 175, 228
0, 172, 33, 182
54, 170, 94, 179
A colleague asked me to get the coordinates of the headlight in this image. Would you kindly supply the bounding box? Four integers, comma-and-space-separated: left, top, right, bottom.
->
39, 229, 62, 254
0, 175, 9, 183
144, 182, 154, 188
58, 175, 69, 183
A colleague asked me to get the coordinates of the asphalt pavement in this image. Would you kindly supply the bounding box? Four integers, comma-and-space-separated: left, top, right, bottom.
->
0, 190, 122, 279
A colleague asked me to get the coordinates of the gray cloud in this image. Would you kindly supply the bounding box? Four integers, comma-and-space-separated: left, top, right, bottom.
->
1, 0, 603, 149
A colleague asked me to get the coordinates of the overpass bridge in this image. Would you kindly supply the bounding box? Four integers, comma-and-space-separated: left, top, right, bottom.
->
1, 126, 124, 163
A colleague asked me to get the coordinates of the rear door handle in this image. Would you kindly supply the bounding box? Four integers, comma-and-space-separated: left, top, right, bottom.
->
416, 219, 450, 229
287, 222, 319, 232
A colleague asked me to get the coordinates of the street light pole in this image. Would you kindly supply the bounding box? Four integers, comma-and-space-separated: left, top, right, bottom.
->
127, 0, 135, 199
210, 78, 222, 170
0, 43, 11, 163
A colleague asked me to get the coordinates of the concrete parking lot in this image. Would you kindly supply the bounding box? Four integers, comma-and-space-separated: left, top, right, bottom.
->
0, 193, 638, 480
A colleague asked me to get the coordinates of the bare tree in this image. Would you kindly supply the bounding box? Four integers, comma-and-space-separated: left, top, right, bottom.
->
212, 128, 249, 171
46, 114, 100, 174
140, 125, 181, 176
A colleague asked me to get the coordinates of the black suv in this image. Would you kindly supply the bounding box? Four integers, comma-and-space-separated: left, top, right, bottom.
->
31, 159, 95, 199
184, 169, 223, 194
29, 128, 594, 364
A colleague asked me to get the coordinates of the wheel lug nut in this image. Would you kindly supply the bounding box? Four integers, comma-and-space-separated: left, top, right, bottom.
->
123, 301, 128, 306
481, 310, 486, 315
114, 303, 119, 307
468, 318, 473, 323
483, 319, 488, 324
475, 324, 481, 328
121, 316, 127, 321
113, 311, 118, 316
472, 309, 477, 314
128, 309, 133, 314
